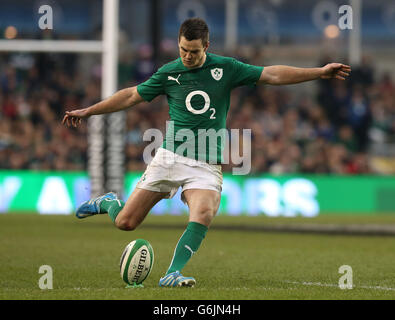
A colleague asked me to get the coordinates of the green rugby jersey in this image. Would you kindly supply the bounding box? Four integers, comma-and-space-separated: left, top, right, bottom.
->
137, 52, 263, 163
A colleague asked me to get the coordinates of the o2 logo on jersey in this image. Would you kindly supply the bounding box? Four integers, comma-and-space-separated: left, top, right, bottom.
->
185, 90, 216, 119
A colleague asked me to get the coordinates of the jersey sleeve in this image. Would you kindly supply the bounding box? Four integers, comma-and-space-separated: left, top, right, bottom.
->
137, 70, 165, 102
230, 58, 264, 88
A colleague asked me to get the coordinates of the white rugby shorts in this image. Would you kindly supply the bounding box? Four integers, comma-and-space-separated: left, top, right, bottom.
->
136, 147, 223, 202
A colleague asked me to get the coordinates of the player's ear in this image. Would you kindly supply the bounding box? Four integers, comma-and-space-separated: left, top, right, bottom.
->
204, 40, 210, 52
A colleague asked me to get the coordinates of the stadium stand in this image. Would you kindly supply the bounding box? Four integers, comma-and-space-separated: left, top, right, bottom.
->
0, 49, 394, 174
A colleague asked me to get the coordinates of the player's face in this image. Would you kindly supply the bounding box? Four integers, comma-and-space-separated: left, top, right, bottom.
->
178, 36, 209, 68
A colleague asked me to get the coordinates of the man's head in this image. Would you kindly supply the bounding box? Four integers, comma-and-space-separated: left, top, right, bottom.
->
178, 18, 209, 68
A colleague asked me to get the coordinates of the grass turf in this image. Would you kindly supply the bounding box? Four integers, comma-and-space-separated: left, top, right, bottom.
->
1, 214, 395, 300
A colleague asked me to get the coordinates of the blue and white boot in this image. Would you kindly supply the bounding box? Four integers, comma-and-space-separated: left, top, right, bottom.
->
159, 271, 196, 287
75, 192, 117, 219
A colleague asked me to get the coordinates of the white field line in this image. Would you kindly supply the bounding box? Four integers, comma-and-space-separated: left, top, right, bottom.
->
71, 287, 262, 291
285, 281, 395, 291
69, 282, 395, 292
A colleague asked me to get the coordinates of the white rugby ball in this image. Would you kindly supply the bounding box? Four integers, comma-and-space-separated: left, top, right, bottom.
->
119, 239, 154, 285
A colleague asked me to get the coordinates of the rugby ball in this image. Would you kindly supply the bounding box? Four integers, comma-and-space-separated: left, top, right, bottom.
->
119, 239, 154, 285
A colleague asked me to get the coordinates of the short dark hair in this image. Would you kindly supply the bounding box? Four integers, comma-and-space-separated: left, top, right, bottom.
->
178, 18, 209, 46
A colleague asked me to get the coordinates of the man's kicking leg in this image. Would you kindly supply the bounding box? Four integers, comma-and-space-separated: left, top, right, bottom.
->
75, 188, 168, 230
159, 189, 221, 287
114, 188, 168, 230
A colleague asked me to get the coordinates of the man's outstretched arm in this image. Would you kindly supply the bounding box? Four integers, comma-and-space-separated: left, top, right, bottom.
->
62, 86, 144, 127
258, 63, 351, 85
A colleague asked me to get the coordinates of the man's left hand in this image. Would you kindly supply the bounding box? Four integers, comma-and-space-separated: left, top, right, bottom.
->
320, 63, 352, 80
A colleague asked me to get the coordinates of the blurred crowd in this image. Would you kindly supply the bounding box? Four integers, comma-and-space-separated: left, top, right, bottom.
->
0, 49, 394, 174
223, 54, 395, 174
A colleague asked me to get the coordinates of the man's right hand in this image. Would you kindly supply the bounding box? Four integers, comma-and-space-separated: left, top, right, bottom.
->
62, 87, 143, 127
62, 108, 89, 127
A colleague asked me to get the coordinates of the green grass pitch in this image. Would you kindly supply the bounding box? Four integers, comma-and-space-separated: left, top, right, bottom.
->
1, 213, 395, 300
